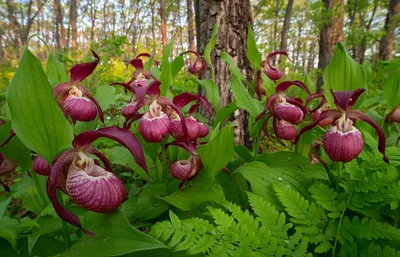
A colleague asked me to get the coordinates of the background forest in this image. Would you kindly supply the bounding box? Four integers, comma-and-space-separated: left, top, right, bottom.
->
0, 0, 399, 92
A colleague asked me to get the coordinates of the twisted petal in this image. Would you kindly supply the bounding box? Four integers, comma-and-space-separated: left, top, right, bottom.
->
54, 82, 72, 99
173, 92, 214, 115
306, 93, 326, 113
73, 127, 148, 174
266, 51, 289, 70
70, 50, 100, 83
275, 80, 311, 95
47, 150, 95, 235
294, 110, 342, 144
85, 146, 112, 172
348, 110, 389, 163
330, 88, 366, 111
165, 141, 198, 155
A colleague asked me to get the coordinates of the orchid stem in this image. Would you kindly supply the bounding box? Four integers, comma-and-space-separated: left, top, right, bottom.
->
332, 190, 353, 257
336, 162, 343, 193
31, 172, 47, 208
161, 144, 170, 194
56, 190, 72, 249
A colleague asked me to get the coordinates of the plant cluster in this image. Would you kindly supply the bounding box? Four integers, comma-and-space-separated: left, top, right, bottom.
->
0, 25, 399, 257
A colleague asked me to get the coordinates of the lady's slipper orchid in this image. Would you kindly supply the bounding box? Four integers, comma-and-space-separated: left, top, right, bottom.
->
47, 127, 148, 234
295, 89, 389, 163
385, 105, 400, 124
261, 51, 290, 81
139, 100, 170, 142
181, 51, 208, 75
170, 155, 202, 181
54, 50, 104, 123
306, 93, 334, 127
33, 155, 51, 176
0, 153, 17, 176
256, 81, 310, 145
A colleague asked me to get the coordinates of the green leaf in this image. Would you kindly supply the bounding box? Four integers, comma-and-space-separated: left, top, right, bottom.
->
191, 79, 220, 111
198, 126, 235, 176
107, 146, 149, 181
220, 51, 244, 79
7, 48, 74, 164
74, 119, 98, 134
0, 122, 32, 170
17, 173, 49, 214
132, 184, 170, 220
63, 210, 167, 257
160, 39, 174, 96
230, 69, 263, 117
95, 85, 116, 110
0, 197, 11, 217
203, 24, 219, 64
46, 53, 68, 87
0, 217, 19, 248
160, 171, 225, 211
246, 24, 262, 69
382, 67, 400, 112
171, 56, 184, 79
213, 101, 238, 127
28, 215, 62, 255
323, 42, 367, 109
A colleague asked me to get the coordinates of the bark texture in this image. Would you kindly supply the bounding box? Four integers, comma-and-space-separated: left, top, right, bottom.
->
279, 0, 294, 54
379, 0, 400, 60
187, 0, 196, 51
70, 0, 78, 49
195, 0, 253, 145
160, 0, 167, 48
316, 0, 344, 91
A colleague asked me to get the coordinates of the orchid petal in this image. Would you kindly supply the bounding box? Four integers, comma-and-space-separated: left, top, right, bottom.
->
272, 116, 286, 146
48, 150, 95, 235
54, 82, 72, 99
189, 103, 201, 116
266, 51, 290, 70
180, 50, 201, 57
348, 110, 389, 163
0, 130, 15, 147
286, 98, 308, 115
294, 110, 342, 144
330, 88, 366, 111
173, 93, 213, 115
109, 82, 133, 92
262, 114, 273, 139
276, 80, 311, 95
85, 146, 112, 172
73, 127, 148, 174
165, 141, 198, 155
128, 58, 144, 71
77, 85, 104, 123
306, 93, 326, 113
70, 50, 100, 83
159, 97, 189, 144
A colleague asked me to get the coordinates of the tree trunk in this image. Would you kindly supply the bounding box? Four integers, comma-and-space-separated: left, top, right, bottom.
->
316, 0, 344, 91
187, 0, 196, 51
379, 0, 400, 60
54, 0, 61, 49
272, 0, 281, 65
160, 0, 167, 48
279, 0, 294, 55
151, 0, 157, 55
70, 0, 78, 49
195, 0, 253, 145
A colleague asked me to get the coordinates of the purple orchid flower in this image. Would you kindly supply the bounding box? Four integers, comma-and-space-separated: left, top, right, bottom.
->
47, 126, 148, 235
181, 51, 208, 75
256, 81, 310, 145
54, 50, 104, 123
295, 89, 389, 163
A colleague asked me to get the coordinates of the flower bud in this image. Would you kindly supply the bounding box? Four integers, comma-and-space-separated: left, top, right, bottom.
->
169, 156, 201, 180
0, 154, 17, 176
385, 106, 400, 124
139, 100, 170, 142
263, 66, 283, 81
188, 57, 207, 75
323, 118, 364, 162
276, 119, 297, 140
274, 95, 304, 124
66, 158, 126, 213
122, 101, 138, 119
198, 122, 209, 138
169, 114, 200, 141
63, 94, 97, 121
33, 156, 51, 176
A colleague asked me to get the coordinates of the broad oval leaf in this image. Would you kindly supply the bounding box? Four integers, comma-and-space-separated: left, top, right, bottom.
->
382, 67, 400, 113
246, 24, 262, 69
46, 53, 68, 87
63, 210, 167, 257
7, 48, 74, 164
323, 42, 367, 109
203, 24, 219, 64
160, 39, 174, 96
198, 126, 235, 176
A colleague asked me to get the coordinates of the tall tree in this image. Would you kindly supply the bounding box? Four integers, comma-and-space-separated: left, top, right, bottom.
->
187, 0, 196, 51
70, 0, 78, 49
160, 0, 167, 48
279, 0, 294, 55
316, 0, 344, 91
195, 0, 253, 145
379, 0, 400, 60
54, 0, 65, 49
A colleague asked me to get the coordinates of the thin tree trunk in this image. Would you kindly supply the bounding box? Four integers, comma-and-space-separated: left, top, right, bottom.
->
54, 0, 60, 49
195, 0, 253, 145
272, 0, 280, 65
279, 0, 294, 56
187, 0, 196, 51
160, 0, 167, 48
151, 0, 157, 55
316, 0, 344, 91
379, 0, 400, 60
70, 0, 78, 49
